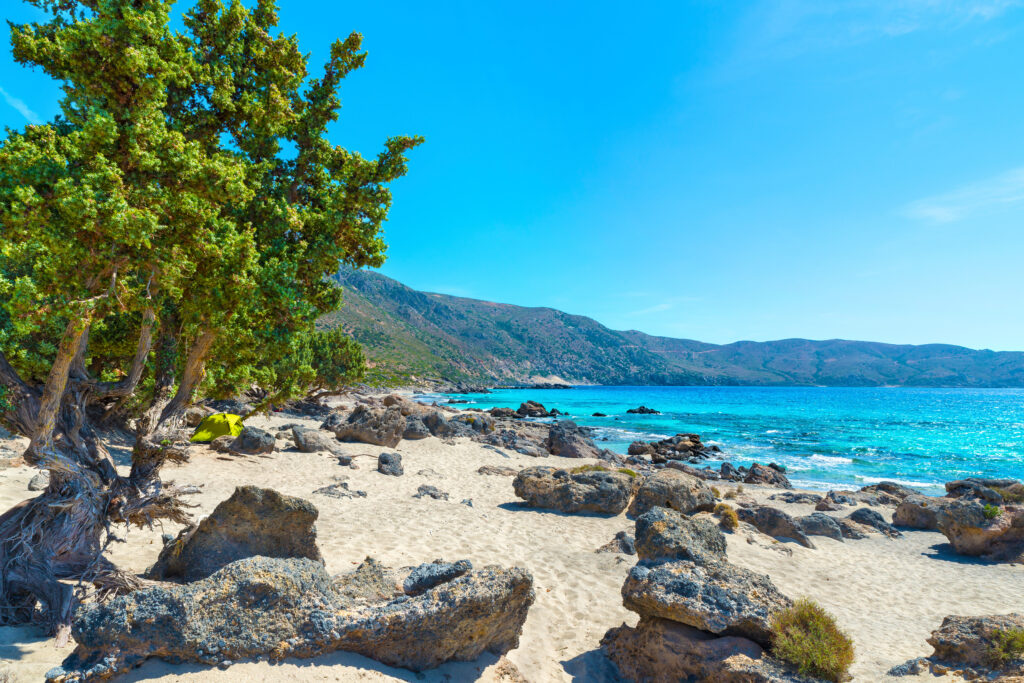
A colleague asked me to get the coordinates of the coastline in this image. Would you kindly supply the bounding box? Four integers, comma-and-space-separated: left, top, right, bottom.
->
421, 385, 1024, 494
1, 396, 1021, 681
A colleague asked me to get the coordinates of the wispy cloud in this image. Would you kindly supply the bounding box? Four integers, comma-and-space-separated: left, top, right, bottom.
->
724, 0, 1023, 71
904, 166, 1024, 222
627, 296, 701, 317
0, 87, 41, 125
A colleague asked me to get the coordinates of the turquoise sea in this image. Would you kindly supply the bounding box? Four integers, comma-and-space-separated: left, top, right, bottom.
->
426, 386, 1024, 494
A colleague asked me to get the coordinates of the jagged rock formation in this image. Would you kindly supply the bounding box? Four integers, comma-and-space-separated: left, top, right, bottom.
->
147, 486, 322, 582
512, 466, 636, 514
47, 556, 535, 682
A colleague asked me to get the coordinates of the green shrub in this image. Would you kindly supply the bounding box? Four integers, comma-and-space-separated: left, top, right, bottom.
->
983, 504, 1002, 519
771, 598, 854, 682
617, 468, 639, 478
710, 486, 722, 498
987, 628, 1024, 667
714, 503, 739, 530
571, 464, 609, 474
992, 484, 1024, 504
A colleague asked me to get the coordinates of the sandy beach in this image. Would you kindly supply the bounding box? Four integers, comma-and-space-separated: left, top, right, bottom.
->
0, 405, 1021, 682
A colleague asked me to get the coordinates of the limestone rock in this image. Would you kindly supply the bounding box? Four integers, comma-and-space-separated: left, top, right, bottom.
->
945, 478, 1020, 504
402, 416, 431, 440
936, 500, 1024, 562
859, 481, 920, 501
377, 452, 404, 477
49, 556, 535, 682
621, 559, 792, 646
796, 512, 844, 541
313, 482, 367, 499
847, 507, 902, 538
292, 426, 338, 454
634, 507, 727, 564
229, 426, 275, 455
737, 506, 815, 548
323, 405, 405, 448
603, 617, 813, 683
146, 486, 322, 582
413, 485, 449, 501
478, 465, 519, 477
596, 531, 637, 555
770, 492, 823, 505
743, 463, 792, 489
629, 469, 716, 517
546, 421, 600, 458
927, 613, 1024, 669
516, 401, 550, 418
403, 560, 473, 596
513, 466, 636, 515
893, 494, 958, 530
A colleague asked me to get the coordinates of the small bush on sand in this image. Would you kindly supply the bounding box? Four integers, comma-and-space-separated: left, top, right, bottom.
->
710, 486, 722, 498
736, 483, 745, 494
987, 628, 1024, 667
771, 598, 854, 682
714, 503, 739, 530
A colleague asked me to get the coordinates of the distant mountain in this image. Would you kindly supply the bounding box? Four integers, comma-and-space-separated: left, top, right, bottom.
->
320, 268, 1024, 387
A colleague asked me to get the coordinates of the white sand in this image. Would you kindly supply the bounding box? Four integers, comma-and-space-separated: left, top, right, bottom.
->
1, 411, 1021, 682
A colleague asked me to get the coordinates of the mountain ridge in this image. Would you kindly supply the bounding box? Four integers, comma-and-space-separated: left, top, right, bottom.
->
320, 268, 1024, 388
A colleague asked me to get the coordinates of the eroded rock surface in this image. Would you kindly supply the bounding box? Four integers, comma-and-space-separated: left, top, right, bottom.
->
634, 507, 727, 564
323, 404, 405, 448
629, 469, 715, 517
48, 556, 535, 682
513, 466, 636, 515
621, 559, 792, 646
147, 486, 322, 582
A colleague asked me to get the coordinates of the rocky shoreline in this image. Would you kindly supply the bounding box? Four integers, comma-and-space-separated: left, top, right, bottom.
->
0, 391, 1022, 682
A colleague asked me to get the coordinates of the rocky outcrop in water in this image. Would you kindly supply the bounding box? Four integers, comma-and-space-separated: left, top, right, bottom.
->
626, 433, 718, 463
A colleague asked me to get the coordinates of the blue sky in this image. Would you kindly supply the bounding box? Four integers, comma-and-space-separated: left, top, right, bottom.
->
3, 1, 1024, 350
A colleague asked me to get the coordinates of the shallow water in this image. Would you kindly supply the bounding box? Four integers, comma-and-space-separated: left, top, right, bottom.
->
426, 386, 1024, 493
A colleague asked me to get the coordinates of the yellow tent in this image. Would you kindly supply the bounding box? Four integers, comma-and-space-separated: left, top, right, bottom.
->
190, 413, 244, 443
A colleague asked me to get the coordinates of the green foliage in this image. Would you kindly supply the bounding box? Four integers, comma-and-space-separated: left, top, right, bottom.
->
710, 486, 721, 498
987, 628, 1024, 667
0, 0, 419, 415
714, 502, 738, 530
992, 485, 1024, 504
771, 598, 855, 682
983, 504, 1002, 519
571, 464, 609, 474
617, 468, 638, 478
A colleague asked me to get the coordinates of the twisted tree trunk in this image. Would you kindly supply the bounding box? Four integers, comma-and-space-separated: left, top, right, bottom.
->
0, 312, 194, 642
